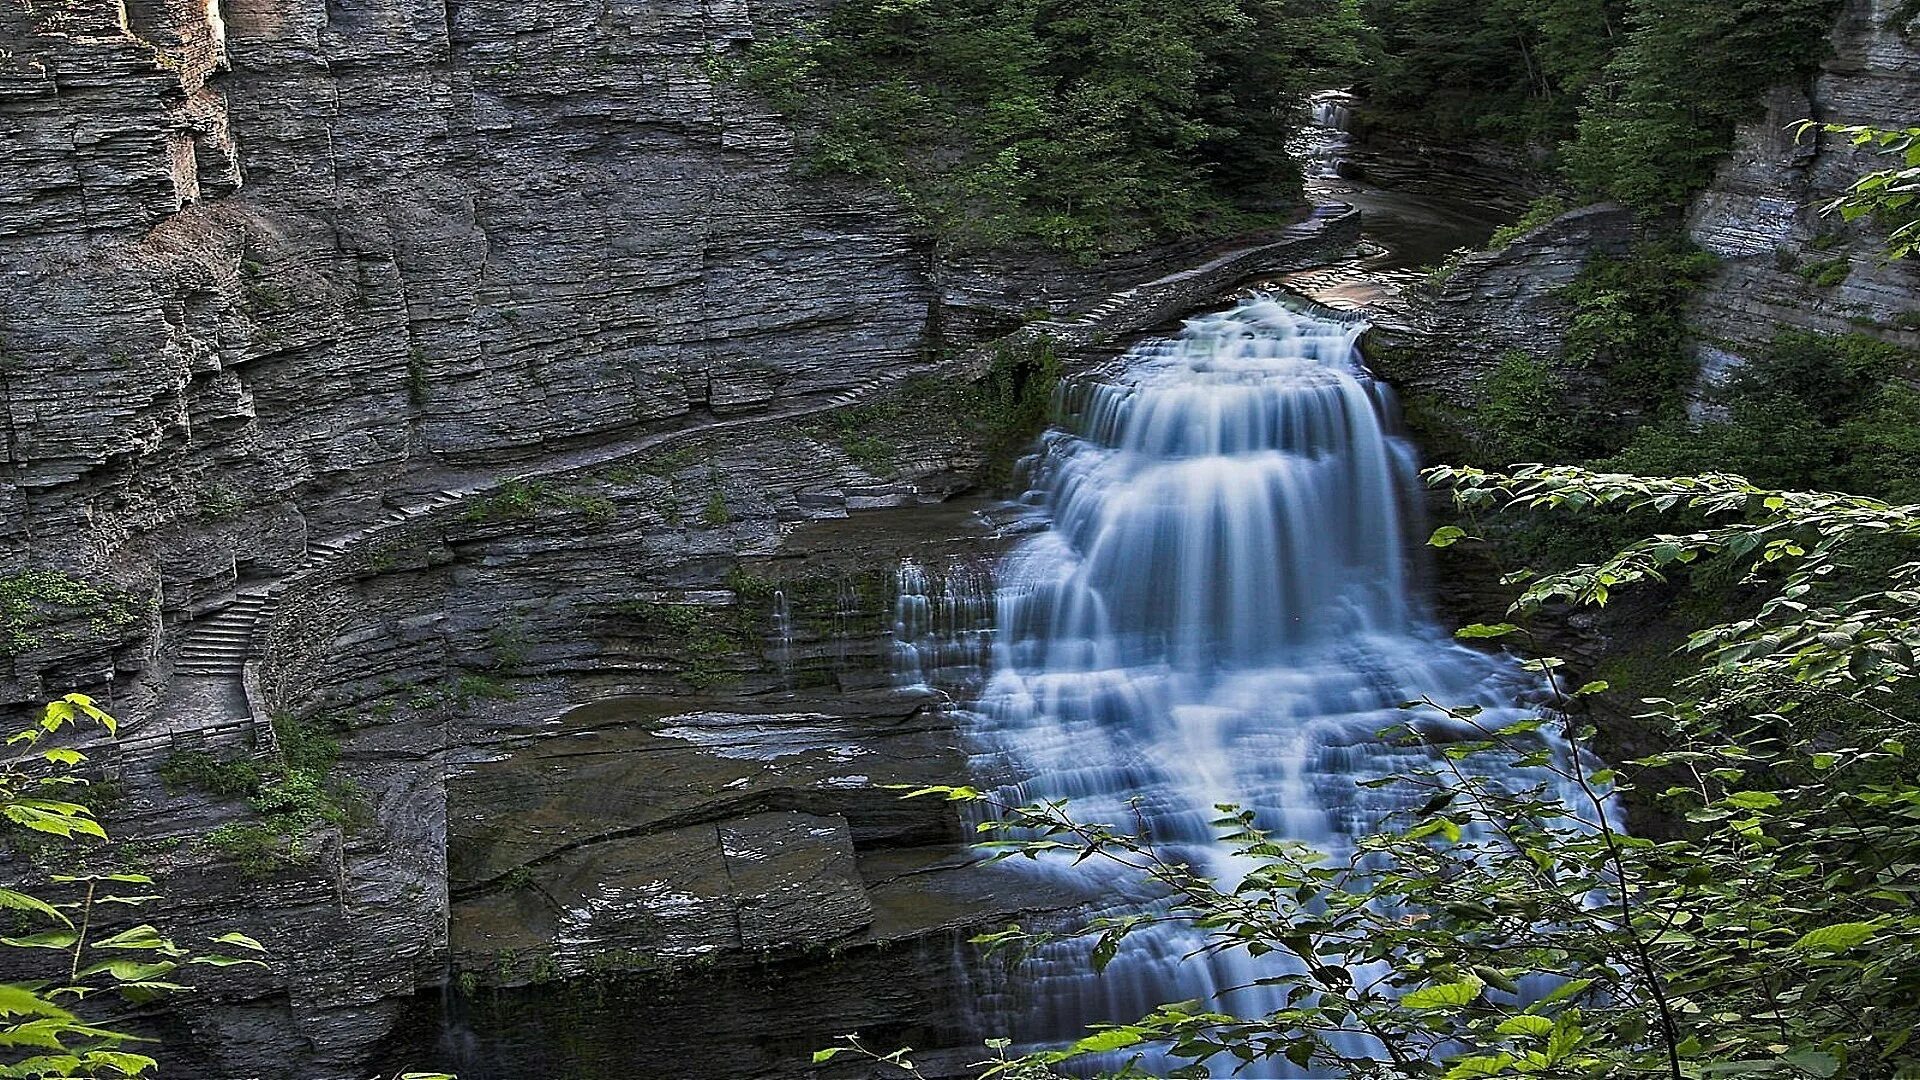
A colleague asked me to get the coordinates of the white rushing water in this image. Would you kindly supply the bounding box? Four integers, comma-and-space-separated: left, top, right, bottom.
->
926, 295, 1583, 1074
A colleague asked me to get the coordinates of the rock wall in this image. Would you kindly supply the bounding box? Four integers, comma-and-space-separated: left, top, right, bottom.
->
1365, 0, 1920, 442
2, 2, 1361, 1072
1685, 0, 1920, 370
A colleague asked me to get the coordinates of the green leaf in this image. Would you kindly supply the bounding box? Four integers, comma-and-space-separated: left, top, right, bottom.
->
1495, 1015, 1555, 1038
91, 926, 181, 955
1455, 623, 1520, 640
811, 1048, 842, 1064
0, 932, 78, 951
1444, 1054, 1518, 1078
1073, 1028, 1145, 1054
75, 960, 178, 983
1791, 922, 1878, 952
1723, 790, 1781, 810
81, 1050, 160, 1077
211, 932, 266, 953
1402, 976, 1484, 1009
1534, 977, 1594, 1006
1429, 526, 1470, 548
0, 985, 74, 1021
0, 889, 72, 928
1781, 1049, 1840, 1078
187, 955, 270, 969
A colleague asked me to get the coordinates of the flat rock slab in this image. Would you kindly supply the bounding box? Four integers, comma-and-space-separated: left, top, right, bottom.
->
454, 809, 870, 980
448, 698, 963, 983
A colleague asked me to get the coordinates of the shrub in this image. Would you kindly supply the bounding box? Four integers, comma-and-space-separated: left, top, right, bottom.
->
1486, 196, 1571, 250
163, 713, 358, 878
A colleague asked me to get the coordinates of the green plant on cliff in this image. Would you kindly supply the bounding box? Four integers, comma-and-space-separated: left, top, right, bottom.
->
0, 572, 142, 660
1486, 196, 1572, 250
1464, 243, 1717, 467
803, 334, 1062, 488
1609, 330, 1920, 503
1, 695, 270, 1078
833, 467, 1920, 1080
162, 714, 357, 878
738, 0, 1362, 258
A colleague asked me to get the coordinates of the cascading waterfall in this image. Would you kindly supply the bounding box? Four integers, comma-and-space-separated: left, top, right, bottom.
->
893, 559, 998, 696
940, 295, 1590, 1074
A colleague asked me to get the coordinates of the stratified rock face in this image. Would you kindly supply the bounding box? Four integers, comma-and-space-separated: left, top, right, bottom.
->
2, 3, 1361, 1072
1363, 204, 1646, 403
2, 3, 940, 1074
1686, 0, 1920, 356
1, 0, 931, 655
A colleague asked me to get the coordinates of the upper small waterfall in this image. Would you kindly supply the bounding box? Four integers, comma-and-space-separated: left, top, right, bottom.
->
950, 296, 1579, 1073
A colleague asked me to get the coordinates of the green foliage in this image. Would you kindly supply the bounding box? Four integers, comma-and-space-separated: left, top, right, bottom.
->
157, 752, 261, 800
1, 696, 269, 1078
1359, 0, 1842, 210
460, 481, 616, 525
738, 0, 1362, 257
1560, 243, 1718, 414
700, 490, 731, 529
461, 482, 543, 523
1486, 196, 1571, 250
857, 469, 1920, 1080
1563, 0, 1841, 209
1797, 255, 1852, 287
194, 483, 241, 521
1609, 331, 1920, 502
1355, 0, 1624, 144
1798, 121, 1920, 260
605, 601, 745, 691
164, 714, 356, 878
804, 336, 1063, 488
1470, 350, 1573, 464
1463, 243, 1717, 466
407, 347, 429, 407
0, 572, 140, 659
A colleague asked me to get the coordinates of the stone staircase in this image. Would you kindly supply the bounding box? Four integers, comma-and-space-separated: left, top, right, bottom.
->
173, 588, 273, 677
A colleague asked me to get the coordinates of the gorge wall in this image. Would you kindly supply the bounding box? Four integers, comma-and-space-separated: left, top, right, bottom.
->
1, 3, 1358, 1075
1371, 0, 1920, 403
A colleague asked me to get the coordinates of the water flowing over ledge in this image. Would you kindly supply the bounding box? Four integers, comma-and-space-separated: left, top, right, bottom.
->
899, 295, 1593, 1073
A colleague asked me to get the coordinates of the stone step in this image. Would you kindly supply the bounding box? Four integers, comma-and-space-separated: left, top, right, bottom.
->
179, 644, 251, 658
182, 634, 253, 647
180, 641, 250, 654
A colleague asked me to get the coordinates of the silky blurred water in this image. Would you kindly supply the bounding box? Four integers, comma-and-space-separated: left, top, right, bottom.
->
915, 296, 1581, 1075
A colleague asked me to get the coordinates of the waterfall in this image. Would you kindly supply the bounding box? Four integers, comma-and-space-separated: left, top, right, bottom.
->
1299, 89, 1355, 180
892, 559, 997, 696
770, 588, 793, 683
956, 296, 1585, 1074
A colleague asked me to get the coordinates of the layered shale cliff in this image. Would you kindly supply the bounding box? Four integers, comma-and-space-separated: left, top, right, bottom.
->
0, 3, 1359, 1076
1370, 0, 1920, 402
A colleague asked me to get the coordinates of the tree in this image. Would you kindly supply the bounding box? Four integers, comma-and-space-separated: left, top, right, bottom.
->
737, 0, 1363, 258
829, 466, 1920, 1079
